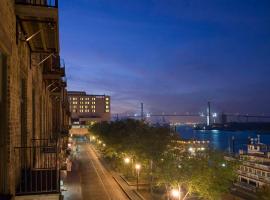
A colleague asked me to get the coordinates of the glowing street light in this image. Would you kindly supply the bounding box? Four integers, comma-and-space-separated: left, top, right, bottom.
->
188, 147, 195, 153
135, 164, 141, 191
135, 164, 141, 170
124, 157, 130, 164
91, 136, 96, 142
171, 188, 181, 200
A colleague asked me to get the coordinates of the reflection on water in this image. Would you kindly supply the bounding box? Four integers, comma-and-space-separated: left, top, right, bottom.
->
176, 126, 270, 152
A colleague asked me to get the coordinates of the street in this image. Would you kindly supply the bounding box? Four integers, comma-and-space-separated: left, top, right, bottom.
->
63, 138, 129, 200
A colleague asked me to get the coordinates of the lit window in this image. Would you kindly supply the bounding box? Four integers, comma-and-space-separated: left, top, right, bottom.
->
72, 109, 76, 112
92, 97, 95, 101
106, 97, 109, 101
85, 106, 88, 108
73, 97, 77, 100
73, 101, 77, 104
106, 105, 109, 109
80, 98, 83, 100
106, 101, 109, 105
92, 110, 95, 113
106, 109, 110, 113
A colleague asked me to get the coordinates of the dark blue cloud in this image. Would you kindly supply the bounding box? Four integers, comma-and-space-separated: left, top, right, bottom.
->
60, 0, 270, 115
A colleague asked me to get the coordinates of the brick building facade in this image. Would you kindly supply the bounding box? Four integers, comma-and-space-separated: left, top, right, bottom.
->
0, 1, 69, 199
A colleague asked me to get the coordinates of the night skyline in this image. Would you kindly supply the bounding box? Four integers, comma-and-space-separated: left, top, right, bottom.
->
60, 0, 270, 115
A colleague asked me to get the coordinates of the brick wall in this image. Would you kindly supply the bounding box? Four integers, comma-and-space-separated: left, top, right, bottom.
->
0, 1, 68, 198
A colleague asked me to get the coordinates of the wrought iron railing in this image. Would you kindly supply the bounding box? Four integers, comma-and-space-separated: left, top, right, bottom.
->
15, 0, 58, 8
14, 143, 60, 195
43, 55, 65, 77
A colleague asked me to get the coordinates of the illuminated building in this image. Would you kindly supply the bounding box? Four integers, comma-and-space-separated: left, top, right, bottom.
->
68, 91, 111, 125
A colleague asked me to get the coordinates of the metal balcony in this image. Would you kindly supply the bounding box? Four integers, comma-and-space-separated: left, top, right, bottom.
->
43, 56, 65, 80
14, 142, 60, 195
15, 0, 58, 8
15, 0, 59, 53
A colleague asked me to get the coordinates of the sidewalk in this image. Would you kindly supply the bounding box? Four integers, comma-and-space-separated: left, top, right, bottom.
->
61, 154, 82, 200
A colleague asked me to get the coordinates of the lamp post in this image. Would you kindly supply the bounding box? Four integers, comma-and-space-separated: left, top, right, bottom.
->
124, 157, 130, 176
135, 164, 141, 191
124, 157, 130, 164
171, 188, 181, 200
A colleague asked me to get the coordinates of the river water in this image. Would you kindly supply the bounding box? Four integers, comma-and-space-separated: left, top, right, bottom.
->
176, 126, 270, 153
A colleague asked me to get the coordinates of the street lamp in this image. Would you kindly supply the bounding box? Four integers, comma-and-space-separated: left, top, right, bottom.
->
135, 164, 141, 191
171, 188, 181, 200
124, 157, 130, 164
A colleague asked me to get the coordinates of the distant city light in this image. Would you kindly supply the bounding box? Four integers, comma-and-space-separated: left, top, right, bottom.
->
212, 113, 217, 118
221, 163, 226, 167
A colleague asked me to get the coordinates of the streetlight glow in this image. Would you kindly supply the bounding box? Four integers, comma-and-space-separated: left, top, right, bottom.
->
124, 157, 130, 164
188, 147, 194, 152
171, 189, 181, 198
135, 164, 141, 170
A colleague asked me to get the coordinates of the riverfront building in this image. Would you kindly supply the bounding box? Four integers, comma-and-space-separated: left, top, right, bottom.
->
234, 136, 270, 199
68, 91, 111, 125
0, 1, 70, 199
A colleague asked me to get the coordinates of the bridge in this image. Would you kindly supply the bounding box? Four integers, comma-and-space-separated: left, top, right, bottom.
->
113, 102, 270, 124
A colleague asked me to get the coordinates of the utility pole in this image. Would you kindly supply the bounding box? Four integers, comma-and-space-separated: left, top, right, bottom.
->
141, 102, 144, 121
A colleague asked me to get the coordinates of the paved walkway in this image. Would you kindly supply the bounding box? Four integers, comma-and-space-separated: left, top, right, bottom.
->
62, 141, 129, 200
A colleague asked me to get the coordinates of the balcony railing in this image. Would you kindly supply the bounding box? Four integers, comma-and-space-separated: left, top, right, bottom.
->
15, 0, 58, 8
14, 143, 60, 195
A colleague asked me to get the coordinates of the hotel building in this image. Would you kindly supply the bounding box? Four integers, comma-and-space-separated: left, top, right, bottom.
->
68, 91, 111, 125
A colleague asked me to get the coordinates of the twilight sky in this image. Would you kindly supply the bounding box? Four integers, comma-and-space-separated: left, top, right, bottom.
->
59, 0, 270, 115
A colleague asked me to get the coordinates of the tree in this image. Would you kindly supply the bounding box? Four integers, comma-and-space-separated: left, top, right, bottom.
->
256, 185, 270, 200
